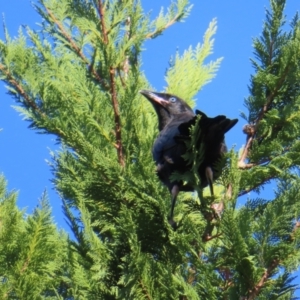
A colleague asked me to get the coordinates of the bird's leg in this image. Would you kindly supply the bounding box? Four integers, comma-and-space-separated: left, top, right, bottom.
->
205, 166, 214, 196
169, 185, 180, 229
156, 163, 164, 172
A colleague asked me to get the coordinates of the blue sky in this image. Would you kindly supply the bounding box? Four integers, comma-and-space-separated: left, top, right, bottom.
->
0, 0, 299, 294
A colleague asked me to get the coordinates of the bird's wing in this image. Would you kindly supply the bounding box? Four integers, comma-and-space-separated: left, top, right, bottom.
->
153, 114, 194, 165
152, 123, 181, 164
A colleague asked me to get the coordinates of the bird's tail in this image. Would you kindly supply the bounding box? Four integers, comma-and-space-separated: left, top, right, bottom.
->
176, 109, 238, 194
178, 110, 238, 141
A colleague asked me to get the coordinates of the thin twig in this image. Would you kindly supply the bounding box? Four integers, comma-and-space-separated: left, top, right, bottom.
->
146, 14, 183, 39
239, 146, 290, 172
45, 7, 105, 86
203, 232, 222, 242
98, 0, 108, 44
225, 184, 232, 199
238, 175, 277, 197
0, 64, 43, 115
20, 258, 30, 274
110, 67, 125, 166
0, 65, 83, 147
238, 145, 291, 196
46, 5, 125, 165
247, 259, 279, 300
255, 64, 290, 128
139, 279, 152, 300
117, 68, 126, 88
289, 220, 300, 241
218, 267, 233, 292
238, 136, 254, 169
97, 1, 124, 166
238, 64, 291, 168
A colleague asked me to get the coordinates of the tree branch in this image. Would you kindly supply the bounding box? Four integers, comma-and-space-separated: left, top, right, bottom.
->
0, 64, 43, 115
146, 13, 183, 39
109, 67, 125, 166
201, 206, 222, 242
238, 136, 254, 169
97, 1, 124, 166
246, 259, 280, 300
139, 279, 152, 300
238, 63, 291, 169
20, 258, 30, 274
46, 5, 125, 166
203, 232, 222, 242
0, 64, 71, 143
289, 220, 300, 241
117, 67, 126, 88
255, 64, 290, 128
238, 175, 277, 197
98, 0, 108, 44
45, 7, 106, 87
218, 267, 233, 292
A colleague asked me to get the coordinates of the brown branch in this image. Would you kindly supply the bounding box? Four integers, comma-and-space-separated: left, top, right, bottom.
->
289, 220, 300, 241
45, 5, 125, 165
238, 175, 277, 197
110, 67, 125, 166
255, 64, 290, 128
218, 267, 233, 292
139, 279, 152, 300
117, 68, 126, 88
238, 144, 292, 196
45, 7, 105, 86
247, 259, 279, 300
97, 2, 124, 166
225, 183, 233, 199
238, 124, 255, 169
146, 14, 183, 39
0, 64, 74, 144
203, 232, 222, 242
98, 0, 108, 44
238, 136, 254, 169
0, 64, 44, 115
246, 220, 299, 298
238, 64, 291, 168
202, 213, 222, 242
20, 258, 30, 274
239, 144, 291, 172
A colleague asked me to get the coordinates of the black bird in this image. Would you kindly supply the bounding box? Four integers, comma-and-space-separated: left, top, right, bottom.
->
140, 90, 238, 227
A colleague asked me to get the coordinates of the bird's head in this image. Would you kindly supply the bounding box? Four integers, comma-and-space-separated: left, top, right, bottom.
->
140, 90, 193, 130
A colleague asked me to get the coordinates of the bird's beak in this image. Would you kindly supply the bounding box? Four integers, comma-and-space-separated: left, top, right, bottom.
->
140, 90, 169, 107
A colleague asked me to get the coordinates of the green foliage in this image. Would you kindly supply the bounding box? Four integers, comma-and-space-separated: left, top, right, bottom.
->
0, 175, 68, 299
165, 18, 223, 106
0, 0, 300, 299
149, 0, 192, 38
240, 0, 300, 195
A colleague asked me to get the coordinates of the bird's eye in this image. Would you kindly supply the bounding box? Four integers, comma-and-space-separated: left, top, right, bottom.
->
169, 97, 177, 103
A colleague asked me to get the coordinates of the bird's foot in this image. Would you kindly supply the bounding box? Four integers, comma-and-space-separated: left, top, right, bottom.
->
210, 202, 224, 218
163, 155, 174, 164
168, 218, 177, 230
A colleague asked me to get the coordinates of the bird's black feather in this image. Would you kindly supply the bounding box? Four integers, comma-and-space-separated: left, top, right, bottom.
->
140, 90, 238, 228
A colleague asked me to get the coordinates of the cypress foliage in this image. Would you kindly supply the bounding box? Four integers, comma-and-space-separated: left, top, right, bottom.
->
0, 0, 299, 299
0, 176, 68, 299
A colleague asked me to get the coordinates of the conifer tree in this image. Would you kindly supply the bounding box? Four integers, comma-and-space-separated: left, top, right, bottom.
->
0, 0, 300, 299
0, 175, 68, 299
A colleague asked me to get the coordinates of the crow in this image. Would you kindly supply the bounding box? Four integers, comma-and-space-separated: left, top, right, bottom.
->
140, 90, 238, 228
